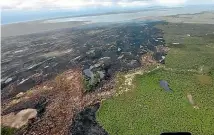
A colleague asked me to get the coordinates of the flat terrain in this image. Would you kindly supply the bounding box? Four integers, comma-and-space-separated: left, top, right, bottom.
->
161, 12, 214, 24
1, 21, 87, 37
158, 23, 214, 71
2, 10, 214, 135
98, 68, 214, 134
97, 23, 214, 135
1, 15, 166, 135
1, 22, 164, 100
2, 9, 214, 37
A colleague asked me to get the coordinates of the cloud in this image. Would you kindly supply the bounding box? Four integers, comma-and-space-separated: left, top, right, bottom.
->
1, 0, 213, 10
1, 0, 113, 10
155, 0, 187, 6
117, 1, 150, 7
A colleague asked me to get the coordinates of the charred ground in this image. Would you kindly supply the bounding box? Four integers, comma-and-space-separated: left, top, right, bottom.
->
1, 21, 165, 100
1, 21, 167, 135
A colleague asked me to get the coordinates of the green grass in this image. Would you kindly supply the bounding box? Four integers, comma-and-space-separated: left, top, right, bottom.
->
165, 37, 214, 71
97, 69, 214, 135
158, 23, 214, 72
97, 23, 214, 135
1, 127, 16, 135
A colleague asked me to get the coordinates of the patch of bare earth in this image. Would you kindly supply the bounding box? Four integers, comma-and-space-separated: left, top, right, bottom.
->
196, 75, 212, 85
1, 68, 115, 135
187, 94, 199, 109
140, 52, 157, 66
116, 53, 159, 96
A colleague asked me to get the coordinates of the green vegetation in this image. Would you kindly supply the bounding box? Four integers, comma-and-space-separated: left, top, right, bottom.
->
97, 23, 214, 135
83, 72, 101, 92
157, 23, 214, 72
97, 69, 214, 134
1, 127, 16, 135
83, 78, 93, 92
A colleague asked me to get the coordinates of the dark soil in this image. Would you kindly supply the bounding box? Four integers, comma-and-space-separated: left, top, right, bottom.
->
1, 21, 166, 135
70, 103, 108, 135
1, 21, 165, 101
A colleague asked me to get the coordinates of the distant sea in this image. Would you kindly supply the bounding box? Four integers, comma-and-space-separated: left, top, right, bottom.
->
44, 6, 214, 24
2, 5, 214, 25
1, 10, 95, 24
2, 6, 127, 24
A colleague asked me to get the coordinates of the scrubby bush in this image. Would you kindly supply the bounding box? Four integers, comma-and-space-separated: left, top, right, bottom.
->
83, 72, 101, 92
83, 78, 93, 92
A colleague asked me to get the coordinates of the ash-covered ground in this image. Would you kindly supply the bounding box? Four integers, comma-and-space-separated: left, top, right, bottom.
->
1, 21, 165, 100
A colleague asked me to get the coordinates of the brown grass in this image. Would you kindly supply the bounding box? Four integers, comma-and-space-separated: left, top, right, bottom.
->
140, 52, 157, 66
54, 74, 73, 91
25, 69, 84, 135
2, 68, 115, 135
196, 75, 212, 85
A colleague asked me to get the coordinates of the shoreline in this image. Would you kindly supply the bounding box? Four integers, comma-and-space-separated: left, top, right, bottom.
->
0, 6, 187, 25
2, 10, 214, 37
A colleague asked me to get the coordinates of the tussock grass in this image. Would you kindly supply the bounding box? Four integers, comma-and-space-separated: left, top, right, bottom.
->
97, 23, 214, 135
97, 69, 214, 135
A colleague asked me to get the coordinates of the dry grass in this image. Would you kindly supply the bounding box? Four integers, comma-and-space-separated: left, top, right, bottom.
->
54, 75, 73, 91
140, 52, 157, 66
1, 67, 116, 135
1, 68, 115, 135
196, 75, 212, 85
25, 69, 84, 135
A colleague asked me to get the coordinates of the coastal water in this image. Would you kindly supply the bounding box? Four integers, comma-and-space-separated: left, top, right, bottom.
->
44, 6, 214, 23
2, 5, 214, 25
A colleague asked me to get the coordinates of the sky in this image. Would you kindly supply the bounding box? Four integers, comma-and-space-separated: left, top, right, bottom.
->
1, 0, 214, 10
